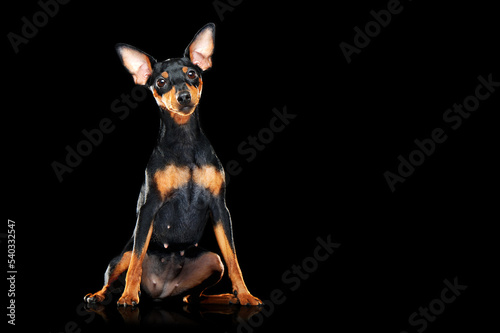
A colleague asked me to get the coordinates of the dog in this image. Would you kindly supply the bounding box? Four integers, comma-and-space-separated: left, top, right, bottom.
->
84, 23, 261, 307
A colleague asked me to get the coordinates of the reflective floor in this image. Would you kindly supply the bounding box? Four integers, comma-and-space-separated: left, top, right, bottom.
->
82, 298, 263, 332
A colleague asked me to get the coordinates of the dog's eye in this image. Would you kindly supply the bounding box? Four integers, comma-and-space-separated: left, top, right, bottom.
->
157, 78, 166, 88
187, 70, 198, 80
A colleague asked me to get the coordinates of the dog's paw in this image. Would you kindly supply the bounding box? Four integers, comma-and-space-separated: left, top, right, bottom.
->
84, 290, 107, 303
236, 292, 262, 306
117, 293, 139, 307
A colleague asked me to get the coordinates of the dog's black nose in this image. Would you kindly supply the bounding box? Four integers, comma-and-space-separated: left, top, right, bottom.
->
177, 91, 191, 106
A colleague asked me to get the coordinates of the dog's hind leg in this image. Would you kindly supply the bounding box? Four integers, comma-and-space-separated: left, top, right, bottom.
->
84, 241, 133, 303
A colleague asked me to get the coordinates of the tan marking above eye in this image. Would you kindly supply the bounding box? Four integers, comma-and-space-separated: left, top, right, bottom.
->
182, 66, 188, 73
161, 71, 169, 78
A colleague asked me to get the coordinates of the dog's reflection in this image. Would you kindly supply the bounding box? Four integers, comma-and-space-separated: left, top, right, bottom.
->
84, 299, 262, 328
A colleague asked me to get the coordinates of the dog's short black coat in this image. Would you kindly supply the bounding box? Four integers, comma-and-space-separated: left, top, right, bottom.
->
84, 23, 261, 307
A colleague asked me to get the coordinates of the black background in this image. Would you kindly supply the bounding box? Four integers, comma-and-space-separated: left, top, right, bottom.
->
5, 0, 498, 332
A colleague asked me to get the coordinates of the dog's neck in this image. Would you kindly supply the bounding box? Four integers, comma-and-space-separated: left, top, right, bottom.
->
156, 106, 203, 151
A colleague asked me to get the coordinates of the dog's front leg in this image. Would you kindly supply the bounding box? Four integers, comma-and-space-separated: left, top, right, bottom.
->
117, 200, 158, 307
211, 197, 262, 306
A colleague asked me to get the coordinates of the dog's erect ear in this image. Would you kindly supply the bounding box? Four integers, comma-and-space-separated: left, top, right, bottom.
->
184, 23, 215, 71
116, 43, 156, 85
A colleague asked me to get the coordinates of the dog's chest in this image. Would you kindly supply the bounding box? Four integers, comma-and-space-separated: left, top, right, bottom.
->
153, 164, 224, 200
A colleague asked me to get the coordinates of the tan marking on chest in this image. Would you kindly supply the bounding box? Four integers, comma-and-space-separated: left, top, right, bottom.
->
154, 165, 191, 199
193, 165, 224, 196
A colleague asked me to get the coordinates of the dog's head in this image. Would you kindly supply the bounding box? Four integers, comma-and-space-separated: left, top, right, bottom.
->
116, 23, 215, 124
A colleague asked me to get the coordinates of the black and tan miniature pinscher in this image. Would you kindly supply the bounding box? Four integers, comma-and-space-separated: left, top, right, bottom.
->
84, 23, 261, 307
